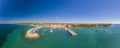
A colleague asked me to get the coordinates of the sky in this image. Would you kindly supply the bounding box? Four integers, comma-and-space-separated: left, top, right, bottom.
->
0, 0, 120, 23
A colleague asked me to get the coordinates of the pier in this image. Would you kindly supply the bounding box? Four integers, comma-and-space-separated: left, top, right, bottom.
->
26, 26, 41, 34
25, 26, 42, 40
66, 28, 77, 36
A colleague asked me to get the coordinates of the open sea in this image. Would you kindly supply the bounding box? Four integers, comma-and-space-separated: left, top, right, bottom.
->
0, 24, 120, 48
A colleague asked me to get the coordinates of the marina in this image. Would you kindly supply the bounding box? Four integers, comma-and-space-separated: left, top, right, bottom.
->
1, 24, 120, 48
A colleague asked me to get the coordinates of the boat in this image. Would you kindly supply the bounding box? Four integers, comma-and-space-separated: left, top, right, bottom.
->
50, 29, 53, 33
65, 28, 68, 30
104, 30, 108, 32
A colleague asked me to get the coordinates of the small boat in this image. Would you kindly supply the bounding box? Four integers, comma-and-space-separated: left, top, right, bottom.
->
89, 30, 92, 32
50, 29, 53, 33
90, 28, 94, 30
96, 29, 99, 32
65, 28, 68, 30
104, 30, 108, 32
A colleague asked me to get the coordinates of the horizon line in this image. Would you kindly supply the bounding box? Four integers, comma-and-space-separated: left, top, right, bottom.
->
1, 22, 120, 24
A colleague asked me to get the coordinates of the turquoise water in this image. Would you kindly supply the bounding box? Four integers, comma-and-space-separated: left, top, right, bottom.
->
0, 24, 120, 48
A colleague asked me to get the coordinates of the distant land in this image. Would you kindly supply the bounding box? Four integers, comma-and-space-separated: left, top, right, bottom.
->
17, 23, 112, 28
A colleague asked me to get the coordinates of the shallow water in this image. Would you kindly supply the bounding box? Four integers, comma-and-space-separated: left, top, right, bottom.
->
0, 24, 120, 48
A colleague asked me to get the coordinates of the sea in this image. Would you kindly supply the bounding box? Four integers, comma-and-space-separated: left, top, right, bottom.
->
0, 24, 120, 48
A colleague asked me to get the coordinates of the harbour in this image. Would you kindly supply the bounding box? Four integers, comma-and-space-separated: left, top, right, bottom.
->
1, 24, 120, 48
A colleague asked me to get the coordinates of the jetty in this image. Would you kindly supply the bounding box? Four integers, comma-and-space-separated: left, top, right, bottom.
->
25, 26, 42, 40
66, 28, 77, 36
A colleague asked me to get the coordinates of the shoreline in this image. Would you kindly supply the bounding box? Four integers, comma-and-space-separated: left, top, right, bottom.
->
18, 23, 112, 28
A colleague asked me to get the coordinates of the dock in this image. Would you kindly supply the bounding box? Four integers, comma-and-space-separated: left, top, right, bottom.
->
26, 26, 41, 34
66, 28, 77, 36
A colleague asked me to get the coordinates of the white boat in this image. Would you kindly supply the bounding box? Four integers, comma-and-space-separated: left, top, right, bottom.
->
104, 30, 108, 32
50, 29, 53, 33
65, 28, 68, 30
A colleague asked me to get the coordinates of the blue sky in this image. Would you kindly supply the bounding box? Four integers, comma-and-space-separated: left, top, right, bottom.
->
0, 0, 120, 23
